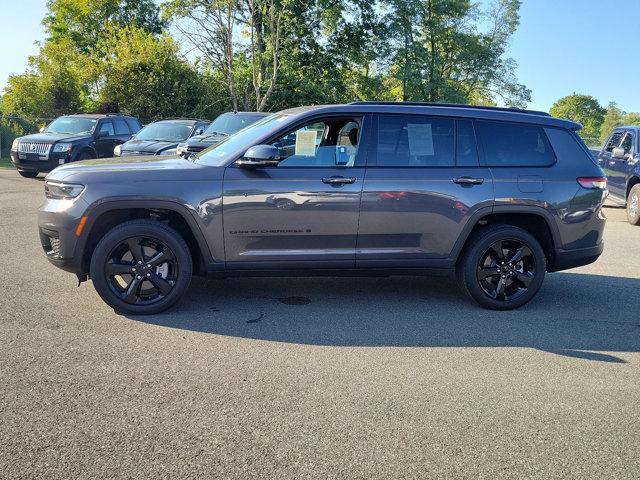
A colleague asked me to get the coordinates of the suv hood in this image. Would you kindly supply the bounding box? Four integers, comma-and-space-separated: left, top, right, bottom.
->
45, 155, 220, 183
18, 132, 91, 143
121, 139, 178, 154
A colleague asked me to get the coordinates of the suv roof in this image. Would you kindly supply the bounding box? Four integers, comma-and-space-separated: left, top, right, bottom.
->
65, 113, 138, 119
279, 102, 581, 131
147, 118, 209, 125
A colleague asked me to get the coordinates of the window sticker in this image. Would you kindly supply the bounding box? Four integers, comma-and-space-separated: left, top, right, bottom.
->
295, 130, 318, 156
407, 123, 434, 156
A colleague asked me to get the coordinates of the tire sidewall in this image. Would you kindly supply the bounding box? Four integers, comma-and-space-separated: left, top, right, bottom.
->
627, 185, 640, 225
460, 226, 546, 310
90, 221, 192, 315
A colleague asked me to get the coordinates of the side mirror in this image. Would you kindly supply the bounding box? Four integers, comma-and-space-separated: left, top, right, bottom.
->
612, 147, 627, 160
236, 144, 280, 168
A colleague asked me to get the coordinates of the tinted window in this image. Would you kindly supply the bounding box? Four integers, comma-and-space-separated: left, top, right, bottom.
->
205, 113, 266, 135
604, 131, 624, 152
476, 121, 555, 167
456, 120, 478, 166
135, 122, 193, 142
544, 128, 597, 166
113, 118, 130, 135
376, 115, 454, 167
125, 117, 142, 133
98, 120, 115, 137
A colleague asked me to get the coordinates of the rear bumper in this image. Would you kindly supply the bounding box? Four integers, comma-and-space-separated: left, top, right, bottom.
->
550, 242, 604, 272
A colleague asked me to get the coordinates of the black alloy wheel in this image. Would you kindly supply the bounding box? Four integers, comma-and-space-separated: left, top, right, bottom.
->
476, 239, 536, 301
90, 220, 192, 315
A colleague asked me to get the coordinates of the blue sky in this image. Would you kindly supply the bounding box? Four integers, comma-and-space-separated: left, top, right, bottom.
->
0, 0, 638, 113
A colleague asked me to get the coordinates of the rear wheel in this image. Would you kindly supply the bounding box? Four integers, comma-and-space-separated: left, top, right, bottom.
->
627, 184, 640, 225
90, 220, 192, 315
18, 170, 38, 178
457, 225, 546, 310
76, 151, 94, 161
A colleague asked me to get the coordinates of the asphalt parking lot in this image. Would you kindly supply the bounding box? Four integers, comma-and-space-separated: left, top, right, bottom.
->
1, 168, 639, 479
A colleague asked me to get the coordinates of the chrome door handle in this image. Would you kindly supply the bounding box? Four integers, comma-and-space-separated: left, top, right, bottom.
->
453, 176, 484, 185
322, 176, 356, 185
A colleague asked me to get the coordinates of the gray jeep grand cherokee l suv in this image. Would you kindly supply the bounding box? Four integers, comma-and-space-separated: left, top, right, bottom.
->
38, 102, 607, 314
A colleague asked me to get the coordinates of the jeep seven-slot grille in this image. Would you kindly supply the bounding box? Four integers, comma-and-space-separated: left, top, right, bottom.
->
18, 142, 52, 156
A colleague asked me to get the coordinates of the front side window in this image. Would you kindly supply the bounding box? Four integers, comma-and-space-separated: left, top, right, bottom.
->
98, 120, 115, 137
620, 132, 634, 155
604, 131, 624, 153
45, 116, 97, 135
475, 120, 555, 167
375, 115, 454, 167
271, 118, 361, 168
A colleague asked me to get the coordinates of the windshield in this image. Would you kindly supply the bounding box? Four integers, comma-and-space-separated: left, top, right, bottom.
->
45, 117, 97, 135
204, 113, 265, 135
196, 114, 289, 167
135, 122, 193, 142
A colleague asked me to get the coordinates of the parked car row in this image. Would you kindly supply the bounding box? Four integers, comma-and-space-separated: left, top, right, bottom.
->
9, 111, 267, 178
37, 101, 607, 314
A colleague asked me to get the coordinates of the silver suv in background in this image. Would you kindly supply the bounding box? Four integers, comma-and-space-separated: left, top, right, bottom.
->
38, 102, 607, 314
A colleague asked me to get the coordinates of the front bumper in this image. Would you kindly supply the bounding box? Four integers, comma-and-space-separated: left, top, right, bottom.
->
10, 150, 71, 173
38, 195, 90, 274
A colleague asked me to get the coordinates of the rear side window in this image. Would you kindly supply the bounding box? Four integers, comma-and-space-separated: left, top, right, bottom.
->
113, 118, 130, 135
125, 117, 142, 133
376, 115, 454, 167
475, 120, 555, 167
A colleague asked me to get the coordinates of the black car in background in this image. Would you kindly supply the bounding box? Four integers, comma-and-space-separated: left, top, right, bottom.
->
114, 119, 210, 157
9, 114, 141, 178
177, 111, 268, 156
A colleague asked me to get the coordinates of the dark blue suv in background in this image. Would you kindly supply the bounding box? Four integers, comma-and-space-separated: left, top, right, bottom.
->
596, 126, 640, 224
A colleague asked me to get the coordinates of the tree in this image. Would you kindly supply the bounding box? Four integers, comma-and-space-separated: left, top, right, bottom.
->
549, 93, 605, 143
599, 102, 624, 144
623, 112, 640, 126
382, 0, 530, 106
92, 26, 209, 123
44, 0, 166, 53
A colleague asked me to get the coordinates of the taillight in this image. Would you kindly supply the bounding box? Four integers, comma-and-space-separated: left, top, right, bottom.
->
577, 177, 607, 189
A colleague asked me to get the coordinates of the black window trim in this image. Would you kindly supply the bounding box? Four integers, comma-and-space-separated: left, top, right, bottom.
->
474, 118, 557, 168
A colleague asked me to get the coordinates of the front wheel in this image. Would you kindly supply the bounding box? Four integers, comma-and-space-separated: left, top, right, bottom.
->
456, 225, 546, 310
90, 220, 192, 315
627, 184, 640, 225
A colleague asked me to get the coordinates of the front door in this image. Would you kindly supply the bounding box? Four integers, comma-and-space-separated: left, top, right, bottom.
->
222, 116, 369, 269
94, 120, 118, 157
598, 129, 626, 198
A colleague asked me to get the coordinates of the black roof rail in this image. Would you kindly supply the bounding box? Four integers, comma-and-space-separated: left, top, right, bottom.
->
349, 101, 551, 117
104, 113, 127, 117
152, 117, 211, 122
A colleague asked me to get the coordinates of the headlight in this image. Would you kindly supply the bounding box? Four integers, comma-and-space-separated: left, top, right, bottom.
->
113, 144, 122, 156
176, 144, 188, 155
53, 143, 72, 153
11, 138, 19, 151
44, 181, 85, 199
159, 148, 177, 156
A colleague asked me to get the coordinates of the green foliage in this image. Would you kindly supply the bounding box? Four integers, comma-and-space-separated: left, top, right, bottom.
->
549, 94, 605, 142
599, 102, 624, 145
623, 112, 640, 126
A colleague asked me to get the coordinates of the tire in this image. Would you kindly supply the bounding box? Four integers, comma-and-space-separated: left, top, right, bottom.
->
627, 184, 640, 226
18, 170, 38, 178
90, 220, 192, 315
456, 225, 546, 310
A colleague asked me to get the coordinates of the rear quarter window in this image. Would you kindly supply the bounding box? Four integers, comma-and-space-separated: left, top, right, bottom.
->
544, 127, 598, 166
475, 120, 555, 167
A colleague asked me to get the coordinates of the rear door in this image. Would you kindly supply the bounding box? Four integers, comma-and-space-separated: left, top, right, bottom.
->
356, 114, 494, 268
